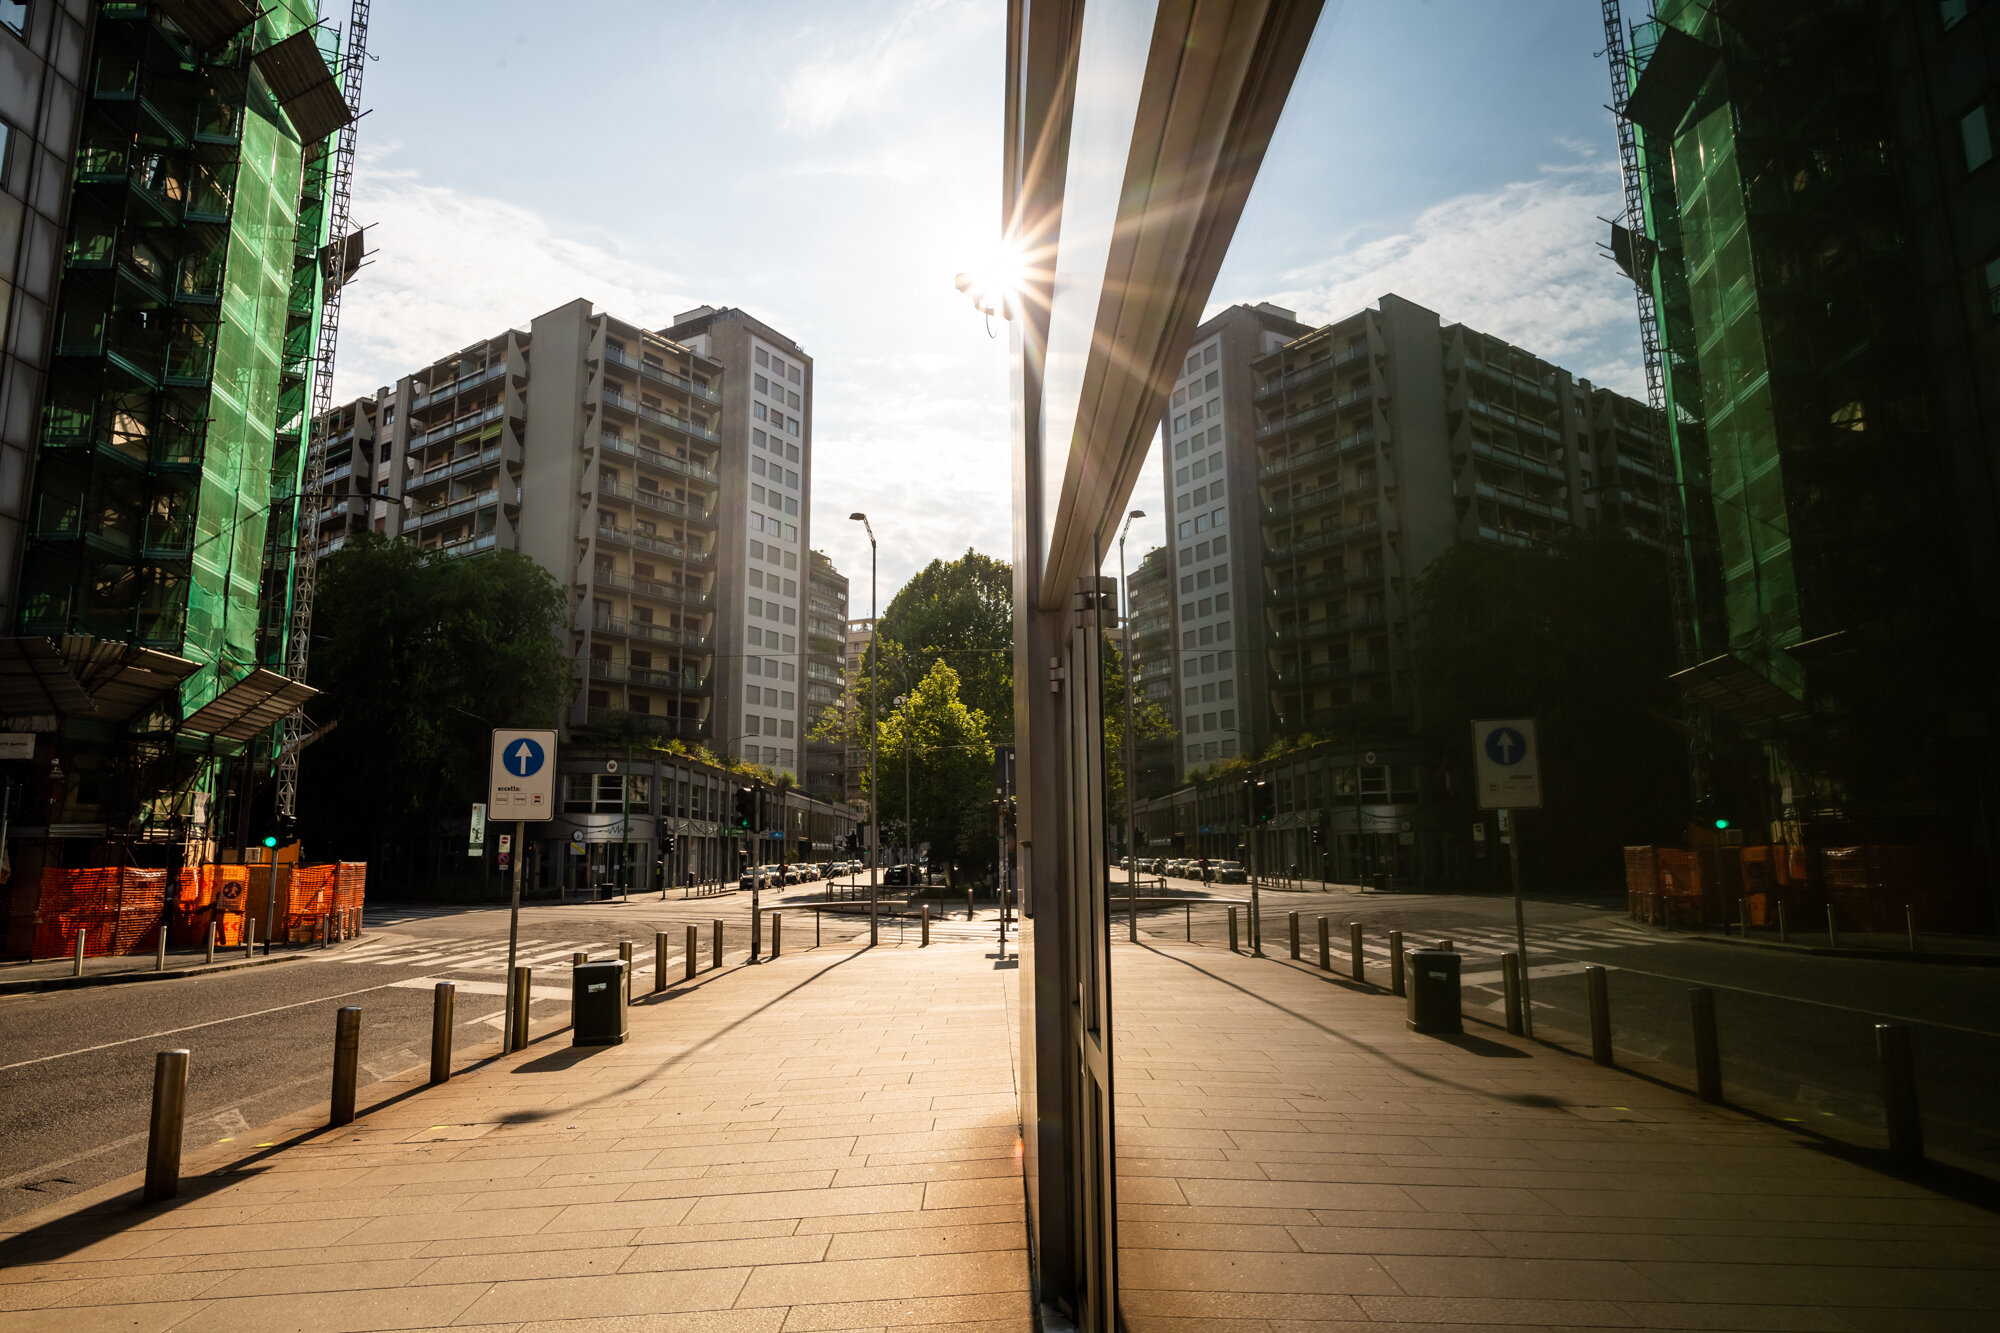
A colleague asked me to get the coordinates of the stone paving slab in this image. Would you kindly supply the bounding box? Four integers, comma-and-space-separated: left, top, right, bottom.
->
1113, 939, 2000, 1333
0, 940, 1031, 1332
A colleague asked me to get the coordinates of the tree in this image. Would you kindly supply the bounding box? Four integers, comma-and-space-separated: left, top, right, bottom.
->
1410, 528, 1690, 887
872, 659, 996, 877
873, 549, 1012, 744
298, 536, 575, 870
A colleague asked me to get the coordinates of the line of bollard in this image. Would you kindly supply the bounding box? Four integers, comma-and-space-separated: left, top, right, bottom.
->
330, 1006, 361, 1126
143, 1049, 190, 1203
711, 920, 723, 970
618, 942, 633, 1003
1501, 953, 1524, 1035
655, 933, 669, 993
1875, 1023, 1923, 1163
430, 983, 454, 1084
509, 966, 531, 1051
922, 904, 931, 946
1288, 912, 1300, 960
205, 922, 217, 965
73, 928, 86, 977
1349, 922, 1365, 984
1585, 964, 1613, 1065
1317, 916, 1330, 972
1689, 986, 1722, 1103
685, 925, 697, 981
772, 913, 782, 959
1227, 906, 1239, 953
1389, 930, 1405, 997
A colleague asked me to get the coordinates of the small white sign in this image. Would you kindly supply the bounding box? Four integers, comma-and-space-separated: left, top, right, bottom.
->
0, 734, 34, 760
489, 729, 558, 822
468, 802, 487, 856
1472, 718, 1541, 811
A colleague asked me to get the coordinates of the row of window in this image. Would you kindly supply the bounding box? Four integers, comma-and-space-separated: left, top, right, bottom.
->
750, 483, 800, 516
750, 454, 799, 489
1180, 560, 1229, 594
753, 344, 804, 385
1181, 591, 1231, 621
751, 400, 802, 436
1173, 368, 1221, 407
745, 712, 797, 739
751, 511, 799, 542
1184, 343, 1219, 376
1175, 424, 1223, 458
1186, 738, 1238, 764
747, 625, 797, 652
747, 655, 796, 681
747, 684, 795, 710
1184, 677, 1236, 706
749, 538, 799, 570
1181, 620, 1233, 649
748, 568, 797, 597
746, 595, 798, 625
1186, 709, 1237, 735
1176, 506, 1227, 540
1173, 394, 1221, 437
1178, 534, 1228, 567
1175, 475, 1223, 511
752, 427, 802, 464
753, 372, 803, 411
1175, 450, 1223, 487
1184, 648, 1233, 679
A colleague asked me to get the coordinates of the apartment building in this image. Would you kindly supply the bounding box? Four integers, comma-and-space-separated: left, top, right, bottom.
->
1124, 545, 1175, 801
804, 549, 849, 802
1157, 302, 1313, 773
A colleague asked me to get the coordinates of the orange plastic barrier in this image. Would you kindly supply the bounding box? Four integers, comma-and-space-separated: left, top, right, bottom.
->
31, 868, 169, 959
279, 863, 367, 942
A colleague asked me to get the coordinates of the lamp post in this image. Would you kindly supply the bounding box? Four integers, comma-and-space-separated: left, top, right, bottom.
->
1118, 508, 1145, 942
850, 513, 880, 931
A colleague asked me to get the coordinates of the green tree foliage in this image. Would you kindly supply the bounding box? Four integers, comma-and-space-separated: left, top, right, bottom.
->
872, 549, 1012, 744
298, 536, 575, 864
873, 659, 996, 876
1411, 528, 1690, 886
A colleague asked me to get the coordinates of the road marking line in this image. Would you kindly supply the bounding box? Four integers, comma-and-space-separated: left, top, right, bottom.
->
388, 976, 568, 1002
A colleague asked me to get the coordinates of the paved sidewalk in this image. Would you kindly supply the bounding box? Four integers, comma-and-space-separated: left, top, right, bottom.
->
0, 939, 1031, 1332
1114, 938, 2000, 1331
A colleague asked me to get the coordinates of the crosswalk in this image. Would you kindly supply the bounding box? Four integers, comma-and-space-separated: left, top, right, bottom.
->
329, 935, 619, 978
1191, 912, 1685, 981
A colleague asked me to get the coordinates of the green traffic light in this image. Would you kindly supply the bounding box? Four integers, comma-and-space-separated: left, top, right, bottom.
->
263, 835, 279, 848
1713, 818, 1729, 831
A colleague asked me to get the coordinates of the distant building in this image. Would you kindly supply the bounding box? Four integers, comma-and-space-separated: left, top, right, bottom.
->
804, 551, 849, 802
1124, 545, 1176, 801
842, 617, 875, 807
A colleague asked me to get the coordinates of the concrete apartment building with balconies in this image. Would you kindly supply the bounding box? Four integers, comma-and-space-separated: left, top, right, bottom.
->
804, 549, 849, 802
1124, 544, 1176, 801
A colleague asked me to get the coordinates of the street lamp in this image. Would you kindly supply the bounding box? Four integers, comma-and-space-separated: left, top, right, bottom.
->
850, 512, 880, 940
1118, 508, 1145, 942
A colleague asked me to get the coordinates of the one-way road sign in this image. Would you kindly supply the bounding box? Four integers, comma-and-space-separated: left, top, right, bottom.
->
490, 728, 558, 821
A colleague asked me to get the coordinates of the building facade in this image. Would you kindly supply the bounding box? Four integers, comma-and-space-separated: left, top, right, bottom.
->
842, 615, 873, 806
1621, 0, 2000, 920
803, 549, 848, 801
1123, 544, 1175, 801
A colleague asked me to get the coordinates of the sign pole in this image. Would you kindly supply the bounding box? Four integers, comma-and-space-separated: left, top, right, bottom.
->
489, 728, 555, 1055
503, 819, 523, 1051
1473, 719, 1541, 1043
1507, 810, 1531, 1039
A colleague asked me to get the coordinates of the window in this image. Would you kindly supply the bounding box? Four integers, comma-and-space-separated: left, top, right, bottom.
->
748, 569, 764, 589
752, 483, 766, 504
1181, 601, 1195, 620
747, 626, 763, 645
782, 633, 795, 651
1964, 105, 1993, 172
1204, 370, 1219, 392
752, 456, 767, 477
754, 402, 767, 421
1203, 345, 1217, 365
1178, 546, 1193, 566
0, 119, 13, 190
1177, 493, 1191, 512
783, 550, 798, 569
1200, 682, 1215, 703
755, 347, 769, 367
1218, 679, 1234, 699
1173, 388, 1186, 407
781, 690, 794, 709
1178, 520, 1193, 539
784, 496, 798, 516
787, 389, 800, 409
1173, 440, 1188, 460
1185, 354, 1200, 374
786, 443, 800, 462
1, 3, 26, 39
1197, 597, 1212, 617
1176, 466, 1190, 486
782, 606, 797, 624
1174, 415, 1188, 433
748, 597, 763, 616
750, 513, 765, 532
787, 418, 800, 436
772, 356, 787, 377
1189, 405, 1205, 425
785, 468, 798, 488
1210, 507, 1227, 527
1208, 451, 1222, 472
1193, 513, 1208, 533
1190, 459, 1206, 480
763, 716, 778, 735
1179, 574, 1194, 593
754, 428, 767, 447
1182, 629, 1196, 647
1214, 592, 1230, 612
750, 539, 764, 559
783, 577, 797, 596
1216, 620, 1232, 641
755, 373, 769, 394
1208, 424, 1222, 445
1213, 534, 1228, 554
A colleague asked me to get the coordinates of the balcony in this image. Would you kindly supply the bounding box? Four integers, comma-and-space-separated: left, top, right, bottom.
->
412, 401, 504, 450
590, 570, 713, 610
594, 432, 716, 485
438, 531, 498, 558
1265, 519, 1380, 562
1252, 341, 1369, 403
1256, 385, 1376, 441
409, 488, 497, 532
598, 391, 718, 443
587, 659, 711, 693
1467, 435, 1565, 483
596, 481, 714, 526
414, 442, 504, 490
591, 615, 709, 650
582, 707, 704, 739
410, 361, 506, 411
1464, 396, 1560, 444
1472, 480, 1562, 520
1258, 429, 1375, 478
1262, 485, 1343, 523
602, 345, 721, 404
594, 523, 713, 563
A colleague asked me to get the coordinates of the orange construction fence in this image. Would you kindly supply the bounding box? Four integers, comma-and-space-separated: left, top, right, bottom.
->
30, 868, 169, 959
27, 862, 367, 959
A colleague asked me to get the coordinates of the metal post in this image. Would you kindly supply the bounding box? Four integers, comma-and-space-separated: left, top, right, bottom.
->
1317, 916, 1330, 971
1501, 953, 1523, 1036
205, 921, 216, 965
509, 966, 531, 1051
1507, 811, 1532, 1038
156, 923, 167, 972
616, 941, 631, 1002
1827, 904, 1838, 948
968, 884, 974, 924
320, 914, 328, 950
572, 951, 587, 966
711, 919, 722, 970
1228, 906, 1239, 952
816, 909, 821, 947
1905, 904, 1917, 953
654, 933, 668, 992
244, 918, 254, 958
1689, 987, 1721, 1103
1349, 922, 1365, 984
73, 927, 86, 977
1737, 897, 1747, 936
502, 819, 525, 1054
870, 884, 878, 946
1777, 900, 1788, 943
1288, 911, 1299, 960
922, 903, 930, 946
1875, 1023, 1923, 1163
1585, 964, 1612, 1065
1390, 930, 1405, 997
772, 912, 782, 959
143, 1049, 190, 1203
430, 983, 454, 1084
330, 1006, 361, 1126
685, 925, 697, 981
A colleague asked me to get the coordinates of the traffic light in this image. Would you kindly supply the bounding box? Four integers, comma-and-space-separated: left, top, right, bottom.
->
262, 835, 278, 850
732, 786, 755, 831
1253, 780, 1273, 824
1713, 817, 1730, 831
662, 833, 677, 856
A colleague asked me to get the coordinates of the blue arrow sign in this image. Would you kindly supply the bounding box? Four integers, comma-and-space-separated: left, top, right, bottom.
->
502, 737, 546, 778
1483, 726, 1527, 767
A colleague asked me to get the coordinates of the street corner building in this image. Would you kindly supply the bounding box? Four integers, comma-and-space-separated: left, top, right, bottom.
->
0, 0, 367, 952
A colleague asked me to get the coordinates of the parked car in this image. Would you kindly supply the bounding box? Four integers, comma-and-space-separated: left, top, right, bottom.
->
1214, 860, 1248, 884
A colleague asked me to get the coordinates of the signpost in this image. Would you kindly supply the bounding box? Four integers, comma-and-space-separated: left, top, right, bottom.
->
491, 729, 556, 1053
1473, 718, 1541, 1037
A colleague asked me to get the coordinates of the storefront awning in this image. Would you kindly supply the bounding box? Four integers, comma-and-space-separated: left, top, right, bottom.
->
180, 669, 319, 742
0, 636, 202, 724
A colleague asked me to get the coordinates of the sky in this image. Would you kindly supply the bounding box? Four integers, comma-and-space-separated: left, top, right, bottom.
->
333, 0, 1644, 604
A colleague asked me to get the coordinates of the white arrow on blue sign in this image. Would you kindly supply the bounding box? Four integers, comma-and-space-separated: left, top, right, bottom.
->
1471, 718, 1541, 811
490, 728, 558, 822
502, 737, 546, 778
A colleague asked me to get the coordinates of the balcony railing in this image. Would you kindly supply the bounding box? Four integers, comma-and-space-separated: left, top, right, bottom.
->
414, 442, 504, 489
411, 361, 506, 411
594, 523, 713, 563
1256, 385, 1376, 440
599, 391, 718, 442
409, 488, 497, 531
1258, 429, 1375, 477
591, 615, 709, 649
413, 401, 504, 450
603, 345, 721, 403
1265, 519, 1381, 562
595, 431, 717, 484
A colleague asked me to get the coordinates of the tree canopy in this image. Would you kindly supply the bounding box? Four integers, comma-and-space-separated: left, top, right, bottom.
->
298, 536, 575, 863
872, 549, 1012, 745
873, 659, 996, 874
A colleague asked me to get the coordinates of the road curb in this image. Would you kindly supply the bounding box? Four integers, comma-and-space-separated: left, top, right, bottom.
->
0, 950, 317, 996
1662, 929, 2000, 968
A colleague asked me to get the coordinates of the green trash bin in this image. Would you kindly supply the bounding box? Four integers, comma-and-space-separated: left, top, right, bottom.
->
572, 960, 627, 1046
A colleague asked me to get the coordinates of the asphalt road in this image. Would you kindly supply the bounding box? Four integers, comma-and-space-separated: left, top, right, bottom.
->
1121, 876, 2000, 1178
0, 872, 953, 1223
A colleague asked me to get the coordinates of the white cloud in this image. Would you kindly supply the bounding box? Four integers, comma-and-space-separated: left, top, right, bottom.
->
779, 0, 988, 135
1260, 157, 1645, 397
332, 159, 697, 401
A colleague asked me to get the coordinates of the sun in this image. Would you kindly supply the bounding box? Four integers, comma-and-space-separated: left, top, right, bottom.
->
955, 238, 1029, 321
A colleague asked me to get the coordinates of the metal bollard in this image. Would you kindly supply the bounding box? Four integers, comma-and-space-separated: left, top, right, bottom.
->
321, 914, 330, 950
1288, 912, 1300, 960
1905, 904, 1917, 953
1317, 916, 1330, 971
74, 928, 86, 977
1389, 930, 1405, 997
1185, 903, 1192, 942
1501, 953, 1524, 1035
572, 951, 587, 966
1826, 904, 1838, 948
922, 904, 930, 946
968, 887, 974, 922
244, 918, 255, 958
1585, 964, 1612, 1065
1737, 897, 1747, 936
156, 924, 167, 972
655, 933, 669, 993
1689, 987, 1722, 1103
509, 966, 531, 1051
330, 1006, 361, 1127
143, 1049, 190, 1203
1777, 900, 1788, 943
711, 920, 723, 970
685, 925, 697, 981
870, 892, 878, 946
205, 921, 217, 965
772, 913, 782, 959
1434, 939, 1452, 952
1227, 906, 1239, 952
1350, 922, 1365, 984
1875, 1023, 1923, 1163
619, 942, 633, 1002
430, 983, 454, 1084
